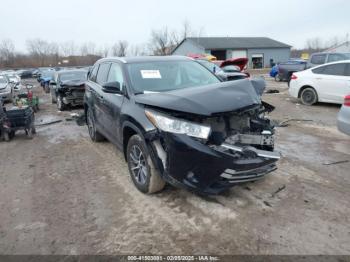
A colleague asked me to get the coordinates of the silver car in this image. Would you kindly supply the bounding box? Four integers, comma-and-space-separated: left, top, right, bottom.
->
337, 95, 350, 135
0, 75, 13, 102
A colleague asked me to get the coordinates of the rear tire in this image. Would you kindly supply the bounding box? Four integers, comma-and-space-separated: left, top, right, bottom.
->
300, 87, 318, 106
87, 108, 104, 142
126, 134, 165, 194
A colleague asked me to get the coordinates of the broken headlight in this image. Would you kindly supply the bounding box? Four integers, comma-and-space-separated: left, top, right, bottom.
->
145, 110, 211, 139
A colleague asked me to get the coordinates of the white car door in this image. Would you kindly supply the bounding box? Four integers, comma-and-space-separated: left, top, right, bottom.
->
312, 63, 350, 103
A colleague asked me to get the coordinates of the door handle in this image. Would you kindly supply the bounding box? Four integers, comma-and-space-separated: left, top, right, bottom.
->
315, 78, 322, 80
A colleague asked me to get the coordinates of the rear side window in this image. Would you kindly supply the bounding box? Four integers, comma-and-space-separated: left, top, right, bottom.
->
96, 63, 111, 85
328, 53, 348, 63
89, 65, 99, 82
312, 63, 346, 76
345, 64, 350, 76
311, 54, 326, 65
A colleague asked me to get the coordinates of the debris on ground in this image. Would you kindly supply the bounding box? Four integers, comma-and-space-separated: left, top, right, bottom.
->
265, 89, 280, 94
323, 160, 349, 166
244, 186, 252, 191
75, 113, 86, 126
271, 185, 286, 197
277, 119, 313, 127
35, 119, 62, 126
263, 200, 272, 207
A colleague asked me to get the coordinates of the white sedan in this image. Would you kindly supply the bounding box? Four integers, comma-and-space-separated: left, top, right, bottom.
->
289, 60, 350, 105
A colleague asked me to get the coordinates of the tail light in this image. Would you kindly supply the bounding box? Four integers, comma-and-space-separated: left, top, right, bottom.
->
344, 95, 350, 107
291, 74, 297, 80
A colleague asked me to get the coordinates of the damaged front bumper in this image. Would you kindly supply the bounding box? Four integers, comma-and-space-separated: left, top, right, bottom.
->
148, 132, 280, 194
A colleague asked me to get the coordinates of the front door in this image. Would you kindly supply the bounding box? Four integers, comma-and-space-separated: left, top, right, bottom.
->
101, 62, 125, 145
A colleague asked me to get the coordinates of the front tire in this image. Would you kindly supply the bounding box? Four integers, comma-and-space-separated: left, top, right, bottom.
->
57, 95, 66, 111
51, 92, 57, 104
44, 83, 50, 93
126, 134, 165, 194
274, 74, 281, 82
300, 87, 318, 105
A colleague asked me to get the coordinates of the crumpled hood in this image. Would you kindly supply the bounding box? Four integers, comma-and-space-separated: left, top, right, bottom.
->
134, 79, 264, 116
220, 58, 248, 71
60, 79, 85, 87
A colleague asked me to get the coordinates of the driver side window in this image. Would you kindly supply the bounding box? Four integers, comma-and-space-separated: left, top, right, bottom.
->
107, 63, 124, 90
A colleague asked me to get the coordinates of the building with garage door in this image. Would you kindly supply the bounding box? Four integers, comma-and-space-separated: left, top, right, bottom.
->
171, 37, 291, 69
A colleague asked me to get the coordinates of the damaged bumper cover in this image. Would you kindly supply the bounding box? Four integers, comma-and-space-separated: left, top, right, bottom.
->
149, 132, 280, 194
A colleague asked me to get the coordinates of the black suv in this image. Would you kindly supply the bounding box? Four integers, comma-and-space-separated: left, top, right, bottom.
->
84, 56, 280, 195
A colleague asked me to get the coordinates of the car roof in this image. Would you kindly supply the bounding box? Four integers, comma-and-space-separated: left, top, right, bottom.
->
307, 60, 350, 71
97, 55, 193, 64
57, 69, 87, 75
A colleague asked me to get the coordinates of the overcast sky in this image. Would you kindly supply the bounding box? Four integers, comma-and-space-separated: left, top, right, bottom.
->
1, 0, 349, 52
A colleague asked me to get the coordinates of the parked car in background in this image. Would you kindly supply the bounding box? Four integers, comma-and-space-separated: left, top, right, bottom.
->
337, 94, 350, 135
0, 75, 13, 102
307, 52, 350, 68
276, 60, 307, 83
85, 56, 279, 195
289, 60, 350, 105
4, 73, 21, 85
39, 70, 55, 93
36, 68, 55, 81
50, 70, 88, 110
17, 69, 34, 79
196, 59, 248, 81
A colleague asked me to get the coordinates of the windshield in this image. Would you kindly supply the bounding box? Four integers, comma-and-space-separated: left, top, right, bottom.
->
196, 60, 222, 74
60, 71, 87, 82
0, 76, 8, 84
127, 60, 220, 93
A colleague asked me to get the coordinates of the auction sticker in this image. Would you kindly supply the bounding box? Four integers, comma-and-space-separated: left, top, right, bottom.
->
141, 70, 162, 79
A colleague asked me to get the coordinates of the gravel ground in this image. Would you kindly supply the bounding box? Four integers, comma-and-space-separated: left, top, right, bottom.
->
0, 77, 349, 255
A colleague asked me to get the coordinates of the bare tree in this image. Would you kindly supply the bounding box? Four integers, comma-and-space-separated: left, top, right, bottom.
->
80, 42, 96, 56
111, 40, 129, 56
0, 39, 15, 67
60, 41, 77, 57
149, 27, 176, 55
26, 38, 53, 66
305, 37, 323, 51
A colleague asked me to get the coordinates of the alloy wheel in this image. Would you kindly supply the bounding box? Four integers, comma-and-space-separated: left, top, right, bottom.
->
129, 145, 147, 185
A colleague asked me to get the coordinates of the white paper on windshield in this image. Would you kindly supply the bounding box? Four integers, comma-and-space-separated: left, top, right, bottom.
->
141, 70, 162, 79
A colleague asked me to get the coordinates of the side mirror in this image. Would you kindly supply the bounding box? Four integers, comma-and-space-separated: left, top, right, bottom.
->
102, 82, 122, 94
50, 81, 56, 86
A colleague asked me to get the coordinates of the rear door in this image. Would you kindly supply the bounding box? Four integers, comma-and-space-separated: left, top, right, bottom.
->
86, 63, 111, 135
312, 63, 350, 103
94, 63, 112, 135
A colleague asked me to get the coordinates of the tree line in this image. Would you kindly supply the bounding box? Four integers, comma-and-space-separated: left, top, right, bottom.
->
0, 21, 202, 69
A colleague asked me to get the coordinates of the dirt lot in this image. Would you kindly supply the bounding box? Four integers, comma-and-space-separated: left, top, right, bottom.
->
0, 76, 350, 255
